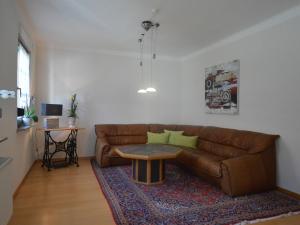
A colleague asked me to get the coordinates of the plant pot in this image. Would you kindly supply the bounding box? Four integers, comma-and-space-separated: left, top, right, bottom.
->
68, 117, 76, 128
23, 117, 32, 126
17, 117, 23, 128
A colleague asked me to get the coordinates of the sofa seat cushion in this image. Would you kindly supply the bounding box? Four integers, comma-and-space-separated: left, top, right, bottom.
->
177, 148, 226, 178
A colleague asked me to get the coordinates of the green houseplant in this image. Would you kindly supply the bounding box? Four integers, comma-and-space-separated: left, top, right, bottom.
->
23, 96, 38, 126
67, 94, 78, 127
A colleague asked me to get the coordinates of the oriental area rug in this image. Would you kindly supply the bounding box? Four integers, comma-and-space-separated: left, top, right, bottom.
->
91, 160, 300, 225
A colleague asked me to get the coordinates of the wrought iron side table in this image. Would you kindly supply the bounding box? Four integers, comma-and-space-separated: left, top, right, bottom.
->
38, 127, 83, 171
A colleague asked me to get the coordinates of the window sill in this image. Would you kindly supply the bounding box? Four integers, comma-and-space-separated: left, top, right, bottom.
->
17, 125, 32, 132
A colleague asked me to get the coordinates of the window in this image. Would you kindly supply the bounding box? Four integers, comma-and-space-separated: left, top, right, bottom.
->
17, 41, 31, 108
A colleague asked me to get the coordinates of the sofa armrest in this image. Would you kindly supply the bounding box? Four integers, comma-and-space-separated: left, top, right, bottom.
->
220, 149, 276, 196
95, 137, 111, 167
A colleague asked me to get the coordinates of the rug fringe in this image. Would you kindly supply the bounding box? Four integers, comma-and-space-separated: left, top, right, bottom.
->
234, 211, 300, 225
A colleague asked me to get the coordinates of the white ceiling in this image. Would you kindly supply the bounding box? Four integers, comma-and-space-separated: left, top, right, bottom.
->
18, 0, 300, 58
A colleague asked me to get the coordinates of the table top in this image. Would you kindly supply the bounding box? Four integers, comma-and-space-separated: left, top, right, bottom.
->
37, 127, 84, 131
115, 144, 182, 160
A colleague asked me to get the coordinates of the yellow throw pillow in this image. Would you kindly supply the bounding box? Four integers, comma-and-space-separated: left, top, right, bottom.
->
169, 134, 198, 149
147, 132, 170, 144
164, 130, 184, 143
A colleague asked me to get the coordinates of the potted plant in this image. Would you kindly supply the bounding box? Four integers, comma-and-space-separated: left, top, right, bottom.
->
67, 94, 78, 127
23, 106, 38, 126
22, 96, 38, 127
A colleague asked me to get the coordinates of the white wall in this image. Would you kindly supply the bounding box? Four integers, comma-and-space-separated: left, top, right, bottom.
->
0, 0, 37, 224
181, 11, 300, 194
35, 46, 181, 157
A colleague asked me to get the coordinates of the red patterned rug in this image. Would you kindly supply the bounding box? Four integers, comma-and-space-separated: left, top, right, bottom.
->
91, 160, 300, 225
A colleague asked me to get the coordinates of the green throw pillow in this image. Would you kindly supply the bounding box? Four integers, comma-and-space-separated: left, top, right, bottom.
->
147, 132, 169, 144
164, 129, 184, 135
169, 134, 198, 149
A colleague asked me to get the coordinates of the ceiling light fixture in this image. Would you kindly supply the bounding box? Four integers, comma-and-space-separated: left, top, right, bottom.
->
137, 89, 147, 94
146, 87, 156, 93
137, 35, 147, 94
137, 14, 160, 94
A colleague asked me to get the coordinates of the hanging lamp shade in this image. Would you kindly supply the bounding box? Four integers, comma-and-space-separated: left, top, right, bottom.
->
137, 89, 147, 94
146, 87, 157, 93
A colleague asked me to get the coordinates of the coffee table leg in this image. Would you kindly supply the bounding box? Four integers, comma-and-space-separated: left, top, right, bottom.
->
147, 160, 151, 184
160, 159, 165, 181
132, 159, 165, 185
132, 159, 136, 180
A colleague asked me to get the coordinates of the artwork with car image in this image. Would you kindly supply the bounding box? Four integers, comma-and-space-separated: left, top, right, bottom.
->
205, 59, 239, 114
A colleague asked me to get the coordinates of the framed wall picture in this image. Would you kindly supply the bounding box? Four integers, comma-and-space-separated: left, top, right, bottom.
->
205, 59, 239, 114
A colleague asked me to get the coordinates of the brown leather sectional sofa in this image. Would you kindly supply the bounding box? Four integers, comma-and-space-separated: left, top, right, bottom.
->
95, 124, 279, 196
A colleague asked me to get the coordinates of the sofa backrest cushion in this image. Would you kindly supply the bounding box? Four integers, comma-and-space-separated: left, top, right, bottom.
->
198, 139, 246, 158
149, 124, 178, 133
175, 125, 205, 136
175, 125, 245, 157
199, 126, 279, 154
95, 124, 148, 145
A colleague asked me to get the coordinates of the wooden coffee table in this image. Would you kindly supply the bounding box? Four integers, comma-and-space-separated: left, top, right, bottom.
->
115, 144, 182, 185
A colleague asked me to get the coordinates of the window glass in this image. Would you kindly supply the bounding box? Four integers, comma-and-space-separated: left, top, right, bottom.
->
17, 42, 30, 108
